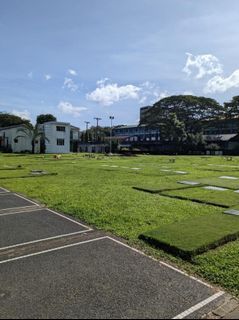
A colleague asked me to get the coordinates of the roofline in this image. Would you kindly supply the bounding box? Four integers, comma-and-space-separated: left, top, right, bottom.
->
40, 121, 71, 125
0, 124, 27, 131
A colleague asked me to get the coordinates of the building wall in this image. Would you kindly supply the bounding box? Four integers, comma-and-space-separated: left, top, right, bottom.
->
41, 122, 71, 154
0, 126, 32, 152
140, 106, 152, 124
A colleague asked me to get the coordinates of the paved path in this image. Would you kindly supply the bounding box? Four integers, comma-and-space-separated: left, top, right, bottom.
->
0, 187, 236, 319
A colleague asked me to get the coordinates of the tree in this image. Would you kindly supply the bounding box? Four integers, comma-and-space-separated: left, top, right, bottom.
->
224, 96, 239, 119
36, 114, 57, 124
15, 125, 50, 154
0, 113, 31, 128
142, 95, 224, 139
162, 113, 187, 143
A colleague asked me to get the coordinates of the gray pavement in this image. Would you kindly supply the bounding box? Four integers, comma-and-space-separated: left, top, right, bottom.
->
0, 208, 88, 249
0, 193, 36, 211
0, 188, 234, 319
0, 187, 8, 193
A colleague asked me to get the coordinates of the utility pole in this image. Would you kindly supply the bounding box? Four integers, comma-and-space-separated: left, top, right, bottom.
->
94, 117, 102, 142
84, 121, 90, 131
109, 116, 114, 154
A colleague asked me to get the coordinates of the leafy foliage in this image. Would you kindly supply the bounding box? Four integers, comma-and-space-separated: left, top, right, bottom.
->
36, 114, 57, 124
142, 95, 223, 151
15, 125, 50, 154
80, 126, 111, 143
224, 96, 239, 119
0, 113, 31, 128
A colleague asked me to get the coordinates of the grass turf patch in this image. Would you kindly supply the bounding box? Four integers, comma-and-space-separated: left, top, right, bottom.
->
140, 213, 239, 260
196, 177, 239, 190
163, 187, 239, 207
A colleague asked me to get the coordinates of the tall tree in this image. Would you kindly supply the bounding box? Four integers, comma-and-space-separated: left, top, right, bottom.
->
15, 125, 49, 154
36, 114, 57, 124
162, 113, 187, 143
224, 96, 239, 119
142, 95, 224, 139
0, 113, 31, 128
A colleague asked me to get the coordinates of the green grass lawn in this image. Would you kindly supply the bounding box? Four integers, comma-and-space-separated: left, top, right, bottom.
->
0, 153, 239, 296
140, 213, 239, 260
163, 187, 239, 207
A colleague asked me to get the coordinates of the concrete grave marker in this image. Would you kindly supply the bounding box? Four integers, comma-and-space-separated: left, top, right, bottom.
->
219, 176, 238, 180
178, 181, 200, 186
224, 209, 239, 216
174, 171, 187, 174
203, 186, 228, 191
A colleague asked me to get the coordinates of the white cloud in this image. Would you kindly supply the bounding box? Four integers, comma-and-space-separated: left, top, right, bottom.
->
12, 109, 31, 120
63, 78, 78, 92
183, 53, 223, 79
183, 90, 194, 95
45, 74, 52, 81
68, 69, 77, 76
204, 69, 239, 93
96, 78, 110, 86
139, 81, 169, 104
58, 101, 87, 117
27, 72, 33, 79
86, 80, 141, 106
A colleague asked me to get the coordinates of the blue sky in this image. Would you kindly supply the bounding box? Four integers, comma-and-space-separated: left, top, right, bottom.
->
0, 0, 239, 128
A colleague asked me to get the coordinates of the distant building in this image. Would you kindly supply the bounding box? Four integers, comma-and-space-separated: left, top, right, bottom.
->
37, 122, 80, 154
113, 124, 160, 151
0, 124, 32, 153
79, 143, 107, 153
0, 122, 80, 154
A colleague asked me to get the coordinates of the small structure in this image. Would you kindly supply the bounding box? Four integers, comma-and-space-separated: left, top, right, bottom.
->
0, 125, 32, 153
79, 143, 107, 153
0, 122, 80, 154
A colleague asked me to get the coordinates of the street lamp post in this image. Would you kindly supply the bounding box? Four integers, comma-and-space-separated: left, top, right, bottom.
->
109, 116, 114, 154
84, 121, 90, 142
94, 117, 102, 142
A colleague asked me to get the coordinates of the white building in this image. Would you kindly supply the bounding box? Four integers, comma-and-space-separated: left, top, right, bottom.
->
0, 125, 32, 153
0, 122, 80, 154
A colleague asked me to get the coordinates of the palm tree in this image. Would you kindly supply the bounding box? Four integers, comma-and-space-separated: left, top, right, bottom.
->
15, 125, 50, 154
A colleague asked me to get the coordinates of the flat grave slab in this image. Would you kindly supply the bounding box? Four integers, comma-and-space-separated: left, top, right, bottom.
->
224, 209, 239, 216
0, 193, 37, 212
203, 186, 229, 191
178, 181, 200, 186
219, 176, 238, 180
234, 190, 239, 193
174, 171, 188, 174
0, 237, 217, 319
0, 209, 89, 249
131, 167, 141, 170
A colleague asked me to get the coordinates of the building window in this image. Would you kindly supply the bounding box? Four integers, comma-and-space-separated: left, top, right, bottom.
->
56, 126, 66, 132
57, 139, 65, 146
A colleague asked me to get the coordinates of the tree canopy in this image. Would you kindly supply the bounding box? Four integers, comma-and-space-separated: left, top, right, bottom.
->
142, 95, 224, 127
36, 114, 57, 124
0, 113, 31, 128
141, 95, 224, 141
224, 96, 239, 119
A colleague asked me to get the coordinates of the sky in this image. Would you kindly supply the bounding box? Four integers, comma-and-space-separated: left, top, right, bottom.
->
0, 0, 239, 128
